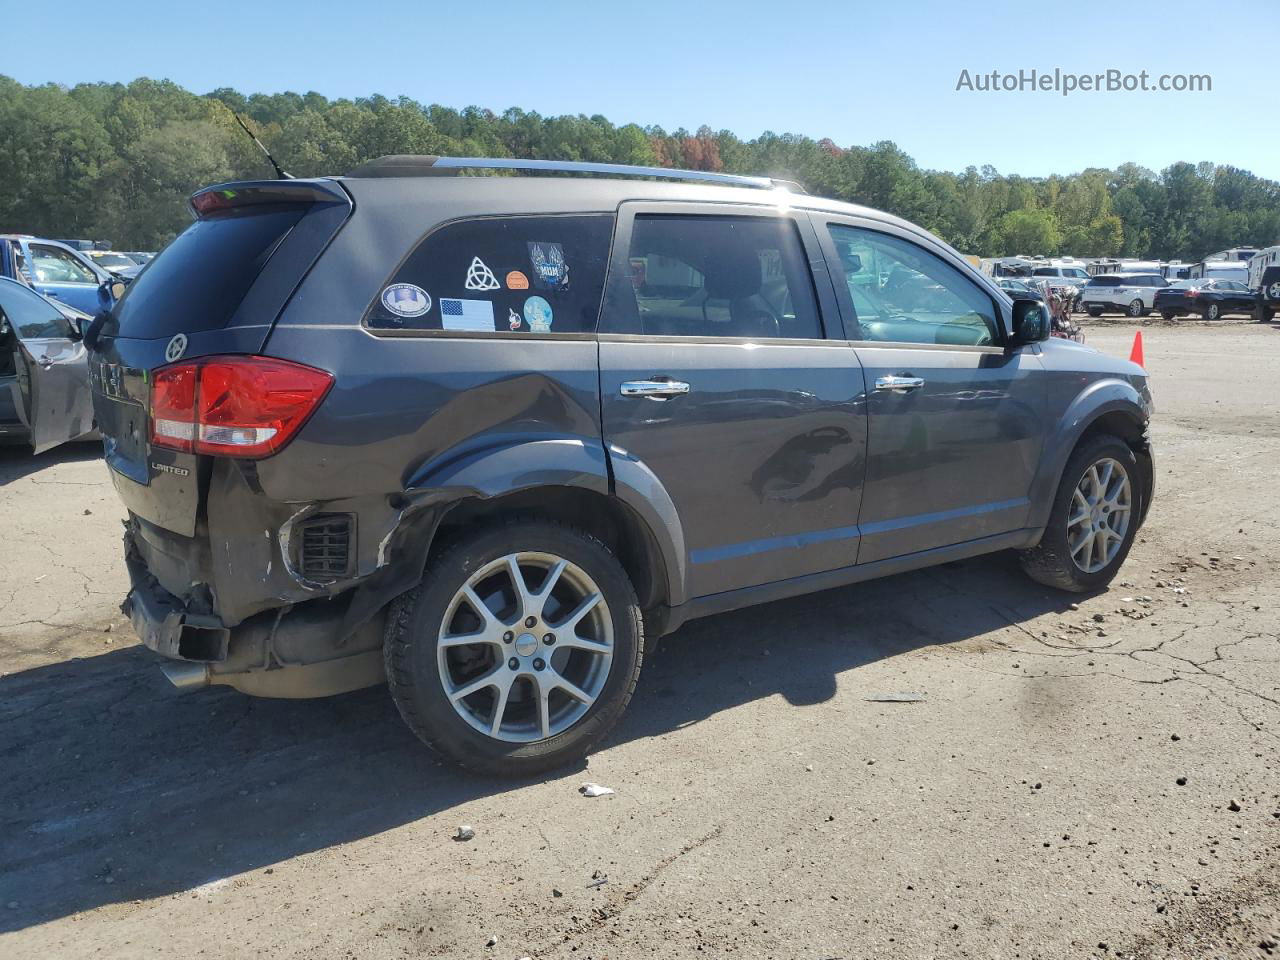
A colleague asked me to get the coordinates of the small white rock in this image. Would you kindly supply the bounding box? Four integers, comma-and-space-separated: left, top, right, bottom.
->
485, 934, 497, 947
579, 782, 615, 798
454, 825, 475, 841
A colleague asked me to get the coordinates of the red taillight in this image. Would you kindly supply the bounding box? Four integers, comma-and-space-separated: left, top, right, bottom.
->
1187, 288, 1198, 298
150, 356, 333, 458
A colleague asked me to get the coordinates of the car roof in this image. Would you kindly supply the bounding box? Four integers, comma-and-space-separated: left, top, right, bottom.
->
327, 171, 939, 250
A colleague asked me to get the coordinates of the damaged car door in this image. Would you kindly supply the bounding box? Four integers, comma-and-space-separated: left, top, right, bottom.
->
0, 277, 94, 453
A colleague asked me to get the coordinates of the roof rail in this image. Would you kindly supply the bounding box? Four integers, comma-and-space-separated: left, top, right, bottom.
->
344, 155, 804, 192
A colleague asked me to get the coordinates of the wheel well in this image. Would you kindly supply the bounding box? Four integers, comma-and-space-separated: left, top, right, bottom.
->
1076, 410, 1153, 522
431, 486, 670, 611
1079, 410, 1144, 449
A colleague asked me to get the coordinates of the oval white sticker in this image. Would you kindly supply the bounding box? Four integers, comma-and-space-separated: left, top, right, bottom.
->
381, 283, 432, 318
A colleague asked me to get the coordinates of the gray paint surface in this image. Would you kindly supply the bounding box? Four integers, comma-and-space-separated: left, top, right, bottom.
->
88, 172, 1151, 642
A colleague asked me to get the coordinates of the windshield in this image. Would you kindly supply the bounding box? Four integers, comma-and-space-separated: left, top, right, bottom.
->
91, 253, 138, 269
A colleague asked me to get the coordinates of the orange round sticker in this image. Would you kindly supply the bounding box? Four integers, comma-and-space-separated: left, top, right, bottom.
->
506, 271, 530, 290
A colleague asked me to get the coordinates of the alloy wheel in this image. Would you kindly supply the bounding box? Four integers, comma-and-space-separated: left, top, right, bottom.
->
436, 552, 614, 743
1067, 458, 1132, 574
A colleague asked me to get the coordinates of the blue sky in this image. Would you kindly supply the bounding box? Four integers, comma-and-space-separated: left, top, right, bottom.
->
6, 0, 1271, 179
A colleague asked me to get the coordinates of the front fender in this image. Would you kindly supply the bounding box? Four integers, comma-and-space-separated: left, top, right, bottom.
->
1027, 378, 1151, 531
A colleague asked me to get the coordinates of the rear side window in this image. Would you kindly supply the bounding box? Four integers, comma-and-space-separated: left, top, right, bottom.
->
366, 215, 614, 334
29, 244, 97, 284
603, 215, 821, 339
1088, 276, 1121, 287
109, 207, 304, 339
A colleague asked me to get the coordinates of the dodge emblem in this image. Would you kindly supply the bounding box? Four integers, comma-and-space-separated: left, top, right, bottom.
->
164, 333, 188, 363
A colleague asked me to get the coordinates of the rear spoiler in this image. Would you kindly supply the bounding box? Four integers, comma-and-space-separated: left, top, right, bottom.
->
188, 180, 349, 219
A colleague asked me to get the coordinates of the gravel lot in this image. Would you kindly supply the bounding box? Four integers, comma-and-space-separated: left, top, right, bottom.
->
1, 322, 1277, 960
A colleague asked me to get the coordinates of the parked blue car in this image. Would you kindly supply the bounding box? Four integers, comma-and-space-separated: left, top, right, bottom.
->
0, 235, 114, 314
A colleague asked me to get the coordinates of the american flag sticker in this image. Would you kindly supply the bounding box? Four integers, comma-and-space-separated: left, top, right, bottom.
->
439, 298, 496, 332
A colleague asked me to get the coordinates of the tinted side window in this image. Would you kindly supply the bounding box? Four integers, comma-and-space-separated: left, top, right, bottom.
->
367, 215, 614, 334
603, 215, 821, 339
0, 282, 74, 339
828, 225, 998, 346
29, 244, 96, 284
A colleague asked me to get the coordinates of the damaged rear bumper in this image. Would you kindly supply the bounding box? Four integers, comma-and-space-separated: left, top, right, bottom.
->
123, 545, 386, 699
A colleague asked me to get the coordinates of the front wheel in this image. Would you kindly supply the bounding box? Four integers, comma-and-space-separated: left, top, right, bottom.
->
1205, 302, 1221, 321
1020, 434, 1142, 592
1127, 299, 1146, 318
384, 519, 644, 776
1087, 305, 1103, 318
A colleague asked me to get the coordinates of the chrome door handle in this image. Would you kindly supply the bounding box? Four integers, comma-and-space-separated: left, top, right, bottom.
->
620, 378, 690, 399
874, 375, 925, 393
39, 358, 54, 368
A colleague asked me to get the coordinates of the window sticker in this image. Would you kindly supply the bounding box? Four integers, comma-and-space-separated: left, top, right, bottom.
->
528, 242, 569, 291
506, 270, 529, 290
440, 297, 495, 332
464, 256, 500, 291
380, 283, 432, 318
508, 308, 523, 331
523, 295, 553, 332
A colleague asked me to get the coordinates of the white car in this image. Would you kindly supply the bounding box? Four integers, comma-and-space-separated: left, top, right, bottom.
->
1079, 272, 1167, 318
1030, 264, 1092, 289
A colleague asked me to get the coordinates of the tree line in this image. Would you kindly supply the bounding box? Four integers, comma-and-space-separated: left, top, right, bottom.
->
2, 75, 1278, 259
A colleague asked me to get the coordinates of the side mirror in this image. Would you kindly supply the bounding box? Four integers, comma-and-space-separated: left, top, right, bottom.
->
109, 280, 126, 301
1011, 297, 1051, 345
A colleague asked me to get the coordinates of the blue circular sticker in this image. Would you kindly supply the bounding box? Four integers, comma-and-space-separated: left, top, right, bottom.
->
381, 283, 432, 318
523, 295, 553, 332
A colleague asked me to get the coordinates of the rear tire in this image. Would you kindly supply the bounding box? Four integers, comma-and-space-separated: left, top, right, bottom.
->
1127, 299, 1146, 318
1020, 434, 1142, 593
1205, 302, 1221, 321
384, 518, 644, 776
1160, 310, 1176, 321
1257, 303, 1275, 323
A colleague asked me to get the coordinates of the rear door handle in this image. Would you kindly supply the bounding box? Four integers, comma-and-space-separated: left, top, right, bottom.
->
874, 375, 925, 393
620, 378, 690, 399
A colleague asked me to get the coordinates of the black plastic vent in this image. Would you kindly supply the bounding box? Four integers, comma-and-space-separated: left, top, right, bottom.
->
299, 514, 354, 582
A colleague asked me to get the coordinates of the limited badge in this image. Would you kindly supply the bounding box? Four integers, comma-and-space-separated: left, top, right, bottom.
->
508, 308, 522, 331
380, 283, 432, 318
506, 270, 529, 290
164, 333, 187, 363
523, 295, 553, 332
528, 242, 569, 291
464, 256, 500, 291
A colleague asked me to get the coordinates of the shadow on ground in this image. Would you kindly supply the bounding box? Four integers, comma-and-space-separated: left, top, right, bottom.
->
0, 551, 1075, 931
0, 441, 102, 487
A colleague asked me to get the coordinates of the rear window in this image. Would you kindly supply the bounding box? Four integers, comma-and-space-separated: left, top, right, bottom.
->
107, 207, 304, 339
1088, 276, 1121, 286
366, 215, 614, 334
1032, 267, 1056, 276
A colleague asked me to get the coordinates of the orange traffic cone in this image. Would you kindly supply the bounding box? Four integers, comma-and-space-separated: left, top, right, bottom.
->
1129, 330, 1144, 368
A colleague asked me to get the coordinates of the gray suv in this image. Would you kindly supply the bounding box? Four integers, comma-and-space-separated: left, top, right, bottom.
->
90, 157, 1154, 775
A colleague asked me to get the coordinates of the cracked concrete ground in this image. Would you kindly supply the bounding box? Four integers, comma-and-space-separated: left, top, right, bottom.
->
1, 322, 1276, 959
